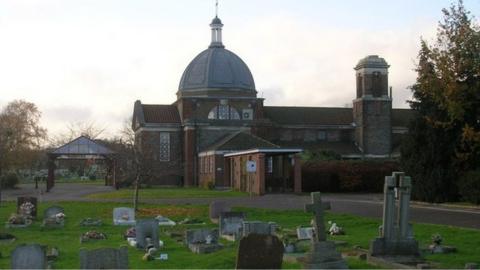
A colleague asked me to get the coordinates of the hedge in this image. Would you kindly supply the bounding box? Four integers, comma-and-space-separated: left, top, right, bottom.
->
301, 160, 400, 193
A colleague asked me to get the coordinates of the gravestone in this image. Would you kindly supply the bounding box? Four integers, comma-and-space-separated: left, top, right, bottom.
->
235, 233, 284, 269
297, 192, 348, 269
297, 227, 314, 240
242, 221, 277, 237
209, 201, 231, 224
220, 212, 245, 241
17, 197, 38, 218
369, 172, 420, 258
11, 244, 47, 269
79, 246, 128, 269
113, 207, 136, 226
135, 219, 159, 249
44, 206, 64, 219
42, 206, 65, 228
185, 228, 223, 254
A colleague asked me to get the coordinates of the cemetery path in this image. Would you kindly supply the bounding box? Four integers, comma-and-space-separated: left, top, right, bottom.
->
2, 184, 479, 229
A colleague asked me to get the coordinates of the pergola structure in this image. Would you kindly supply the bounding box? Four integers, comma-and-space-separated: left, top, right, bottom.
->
47, 136, 116, 192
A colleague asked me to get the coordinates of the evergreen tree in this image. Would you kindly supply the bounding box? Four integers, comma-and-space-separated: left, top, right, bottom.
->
401, 1, 480, 203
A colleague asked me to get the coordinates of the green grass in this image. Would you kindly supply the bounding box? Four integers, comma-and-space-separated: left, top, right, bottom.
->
86, 187, 248, 199
0, 202, 478, 269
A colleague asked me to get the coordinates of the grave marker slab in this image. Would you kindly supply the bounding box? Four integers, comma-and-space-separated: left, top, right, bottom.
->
220, 212, 245, 241
235, 233, 284, 269
79, 246, 128, 269
209, 201, 231, 224
185, 228, 223, 254
113, 207, 136, 226
11, 244, 47, 269
242, 221, 277, 237
42, 206, 65, 228
135, 219, 159, 249
296, 227, 314, 240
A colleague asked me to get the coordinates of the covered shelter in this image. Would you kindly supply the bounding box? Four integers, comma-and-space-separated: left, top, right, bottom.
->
47, 136, 116, 192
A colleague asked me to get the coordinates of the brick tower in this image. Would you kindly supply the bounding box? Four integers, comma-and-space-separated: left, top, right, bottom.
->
353, 55, 392, 156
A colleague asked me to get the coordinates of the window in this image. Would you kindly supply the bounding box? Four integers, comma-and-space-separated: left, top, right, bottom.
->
159, 132, 170, 162
318, 131, 326, 141
208, 105, 240, 120
267, 157, 273, 173
209, 156, 214, 173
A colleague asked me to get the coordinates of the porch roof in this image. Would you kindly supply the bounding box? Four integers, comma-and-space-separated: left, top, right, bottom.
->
224, 148, 303, 157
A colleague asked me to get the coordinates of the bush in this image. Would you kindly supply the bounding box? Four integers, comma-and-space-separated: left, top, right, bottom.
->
302, 160, 400, 193
457, 170, 480, 205
0, 173, 19, 189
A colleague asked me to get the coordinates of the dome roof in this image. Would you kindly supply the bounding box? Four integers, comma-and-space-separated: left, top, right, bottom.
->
354, 55, 390, 70
211, 16, 223, 25
178, 47, 256, 92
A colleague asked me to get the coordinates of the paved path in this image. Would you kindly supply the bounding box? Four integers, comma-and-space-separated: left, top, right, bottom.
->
2, 183, 479, 229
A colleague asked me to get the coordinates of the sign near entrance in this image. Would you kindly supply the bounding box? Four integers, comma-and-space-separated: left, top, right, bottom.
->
246, 161, 257, 173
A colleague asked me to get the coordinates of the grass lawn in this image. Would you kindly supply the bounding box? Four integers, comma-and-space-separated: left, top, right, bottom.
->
86, 187, 248, 199
0, 202, 478, 269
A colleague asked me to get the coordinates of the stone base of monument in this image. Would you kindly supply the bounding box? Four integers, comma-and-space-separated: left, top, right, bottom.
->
296, 241, 348, 269
188, 243, 223, 254
370, 237, 420, 257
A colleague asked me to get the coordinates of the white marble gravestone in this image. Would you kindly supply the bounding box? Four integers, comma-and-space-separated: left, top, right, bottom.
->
113, 207, 136, 226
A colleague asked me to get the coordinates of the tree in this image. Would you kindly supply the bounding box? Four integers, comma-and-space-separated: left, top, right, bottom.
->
401, 1, 480, 203
49, 121, 106, 147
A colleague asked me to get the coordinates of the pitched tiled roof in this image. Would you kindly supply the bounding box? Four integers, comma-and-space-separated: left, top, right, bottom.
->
142, 105, 180, 124
392, 108, 416, 127
264, 106, 353, 126
205, 132, 280, 152
275, 141, 361, 155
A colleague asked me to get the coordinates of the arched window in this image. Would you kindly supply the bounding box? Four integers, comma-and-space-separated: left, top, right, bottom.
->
208, 105, 240, 120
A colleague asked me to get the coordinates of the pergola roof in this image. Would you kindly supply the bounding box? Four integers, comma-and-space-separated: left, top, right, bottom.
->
49, 136, 114, 156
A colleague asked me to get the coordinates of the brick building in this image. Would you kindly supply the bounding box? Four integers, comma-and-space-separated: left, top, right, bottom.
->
132, 15, 413, 194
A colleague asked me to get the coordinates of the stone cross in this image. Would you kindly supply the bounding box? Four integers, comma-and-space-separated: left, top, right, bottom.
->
305, 192, 326, 242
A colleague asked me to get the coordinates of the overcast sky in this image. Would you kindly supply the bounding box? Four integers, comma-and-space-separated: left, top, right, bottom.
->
0, 0, 479, 138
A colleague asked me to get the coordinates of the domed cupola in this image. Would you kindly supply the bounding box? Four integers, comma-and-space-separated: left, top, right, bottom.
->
177, 16, 256, 98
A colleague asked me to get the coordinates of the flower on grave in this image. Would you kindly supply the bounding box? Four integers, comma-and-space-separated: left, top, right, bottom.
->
121, 213, 130, 221
8, 214, 32, 225
431, 234, 442, 245
54, 213, 66, 223
328, 222, 345, 235
19, 202, 35, 216
125, 227, 136, 238
205, 234, 213, 245
83, 230, 107, 240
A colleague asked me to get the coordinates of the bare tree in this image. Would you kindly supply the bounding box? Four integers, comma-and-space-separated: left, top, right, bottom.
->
49, 121, 107, 147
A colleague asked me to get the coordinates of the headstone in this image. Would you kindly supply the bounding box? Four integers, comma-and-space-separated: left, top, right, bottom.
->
242, 221, 277, 237
209, 201, 231, 224
17, 197, 38, 218
44, 206, 64, 219
220, 212, 245, 241
369, 172, 420, 258
80, 218, 102, 226
79, 246, 128, 269
113, 207, 136, 226
296, 227, 314, 240
135, 219, 159, 249
11, 244, 47, 269
235, 233, 284, 269
185, 228, 223, 254
155, 215, 176, 226
297, 192, 348, 269
42, 206, 65, 228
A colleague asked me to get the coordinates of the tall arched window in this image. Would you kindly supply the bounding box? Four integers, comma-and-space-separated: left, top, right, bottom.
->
208, 105, 240, 120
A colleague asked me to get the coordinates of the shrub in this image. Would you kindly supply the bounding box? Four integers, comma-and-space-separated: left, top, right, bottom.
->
457, 170, 480, 205
1, 173, 19, 189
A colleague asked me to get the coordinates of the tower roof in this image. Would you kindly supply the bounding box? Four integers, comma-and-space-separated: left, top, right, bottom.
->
354, 55, 390, 70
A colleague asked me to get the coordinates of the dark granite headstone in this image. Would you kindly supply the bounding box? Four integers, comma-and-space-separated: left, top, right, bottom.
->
209, 201, 230, 223
236, 233, 284, 269
17, 197, 38, 218
11, 244, 47, 269
79, 246, 128, 269
135, 219, 159, 249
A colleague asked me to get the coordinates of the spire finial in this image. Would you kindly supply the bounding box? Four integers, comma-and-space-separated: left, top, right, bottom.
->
215, 0, 219, 17
209, 2, 224, 48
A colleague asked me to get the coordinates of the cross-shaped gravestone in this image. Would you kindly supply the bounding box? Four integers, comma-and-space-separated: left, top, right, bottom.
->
305, 192, 326, 242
